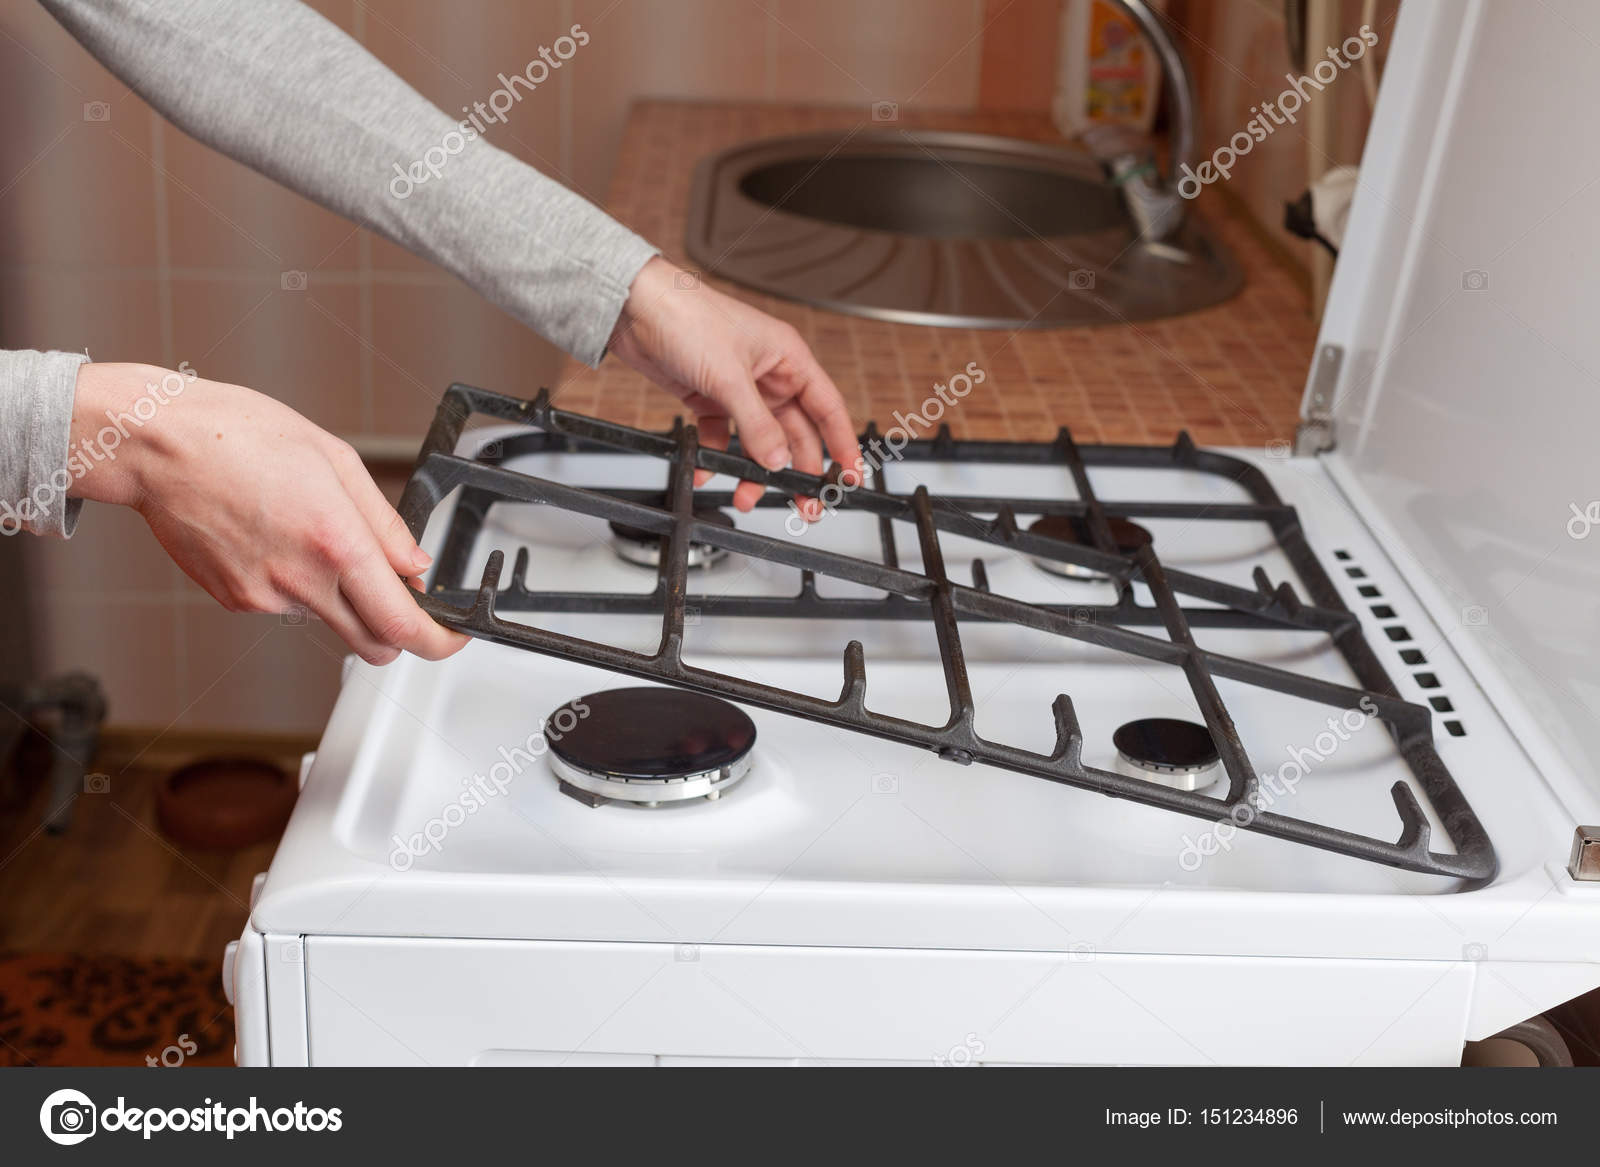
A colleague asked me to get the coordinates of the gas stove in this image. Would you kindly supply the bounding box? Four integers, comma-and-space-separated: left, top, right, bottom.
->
222, 395, 1595, 1067
224, 1, 1600, 1066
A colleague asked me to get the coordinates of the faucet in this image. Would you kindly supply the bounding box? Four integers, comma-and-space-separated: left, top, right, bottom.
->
1078, 0, 1199, 245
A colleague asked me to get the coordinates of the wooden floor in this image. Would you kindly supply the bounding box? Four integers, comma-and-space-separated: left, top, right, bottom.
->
0, 734, 287, 962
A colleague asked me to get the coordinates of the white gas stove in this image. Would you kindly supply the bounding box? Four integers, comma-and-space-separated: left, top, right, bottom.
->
226, 0, 1600, 1065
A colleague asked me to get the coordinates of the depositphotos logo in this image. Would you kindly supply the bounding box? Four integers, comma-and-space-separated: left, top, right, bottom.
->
39, 1088, 343, 1143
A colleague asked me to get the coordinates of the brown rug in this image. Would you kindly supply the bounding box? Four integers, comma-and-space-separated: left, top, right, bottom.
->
0, 952, 235, 1067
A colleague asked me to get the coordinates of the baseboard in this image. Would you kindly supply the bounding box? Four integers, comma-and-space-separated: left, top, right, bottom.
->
92, 725, 319, 772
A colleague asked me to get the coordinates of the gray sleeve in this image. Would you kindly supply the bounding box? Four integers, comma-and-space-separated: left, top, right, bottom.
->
0, 350, 89, 538
38, 0, 659, 368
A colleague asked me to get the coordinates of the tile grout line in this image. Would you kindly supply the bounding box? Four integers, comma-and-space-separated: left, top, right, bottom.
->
146, 108, 189, 710
559, 0, 574, 183
352, 0, 375, 434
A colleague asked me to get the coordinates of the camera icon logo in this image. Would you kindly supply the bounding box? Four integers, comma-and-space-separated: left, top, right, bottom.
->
83, 772, 110, 794
673, 270, 701, 291
1461, 269, 1488, 291
281, 604, 308, 627
82, 101, 110, 122
871, 101, 899, 122
1461, 605, 1488, 627
40, 1088, 97, 1145
1265, 439, 1292, 460
477, 439, 504, 462
1462, 942, 1488, 962
675, 943, 700, 962
280, 270, 308, 292
1068, 269, 1095, 290
871, 773, 899, 795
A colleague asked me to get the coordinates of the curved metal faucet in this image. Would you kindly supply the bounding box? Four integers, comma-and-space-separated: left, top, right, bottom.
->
1108, 0, 1198, 181
1083, 0, 1200, 242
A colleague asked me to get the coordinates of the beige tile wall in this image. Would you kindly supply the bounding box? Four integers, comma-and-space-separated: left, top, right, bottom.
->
3, 0, 1378, 735
0, 0, 992, 733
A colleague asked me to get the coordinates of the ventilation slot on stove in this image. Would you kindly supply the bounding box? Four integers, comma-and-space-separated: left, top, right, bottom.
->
1333, 549, 1468, 737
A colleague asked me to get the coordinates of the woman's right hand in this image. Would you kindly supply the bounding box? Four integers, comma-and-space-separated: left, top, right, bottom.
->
67, 362, 469, 666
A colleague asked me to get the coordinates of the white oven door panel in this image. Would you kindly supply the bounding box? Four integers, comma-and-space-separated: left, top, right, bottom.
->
302, 936, 1474, 1066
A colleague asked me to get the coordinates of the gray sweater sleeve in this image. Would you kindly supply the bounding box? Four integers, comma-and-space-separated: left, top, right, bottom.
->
38, 0, 659, 368
0, 350, 89, 537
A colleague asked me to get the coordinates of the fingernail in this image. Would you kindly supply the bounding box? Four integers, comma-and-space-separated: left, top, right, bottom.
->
412, 548, 432, 570
761, 448, 790, 472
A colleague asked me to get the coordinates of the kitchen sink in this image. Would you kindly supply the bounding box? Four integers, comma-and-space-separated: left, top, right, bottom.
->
684, 130, 1242, 330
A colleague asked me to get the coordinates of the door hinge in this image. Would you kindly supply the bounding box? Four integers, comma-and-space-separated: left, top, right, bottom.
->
1295, 343, 1341, 455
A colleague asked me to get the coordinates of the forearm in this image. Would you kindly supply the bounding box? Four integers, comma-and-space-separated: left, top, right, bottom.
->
0, 349, 89, 536
39, 0, 657, 366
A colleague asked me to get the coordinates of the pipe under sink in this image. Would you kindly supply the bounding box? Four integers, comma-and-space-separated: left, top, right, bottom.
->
684, 129, 1242, 331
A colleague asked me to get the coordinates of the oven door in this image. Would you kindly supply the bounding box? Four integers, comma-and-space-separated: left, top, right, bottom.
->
1308, 0, 1600, 832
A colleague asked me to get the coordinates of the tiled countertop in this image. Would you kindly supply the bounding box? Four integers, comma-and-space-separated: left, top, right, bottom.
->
554, 100, 1317, 448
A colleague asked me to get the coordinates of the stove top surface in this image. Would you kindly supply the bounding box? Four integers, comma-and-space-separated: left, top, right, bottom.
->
255, 427, 1595, 962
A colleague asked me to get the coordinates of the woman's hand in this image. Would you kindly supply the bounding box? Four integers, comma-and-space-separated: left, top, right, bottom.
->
68, 362, 469, 666
608, 257, 862, 516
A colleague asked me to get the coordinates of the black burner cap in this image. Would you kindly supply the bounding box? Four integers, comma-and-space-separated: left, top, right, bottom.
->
608, 505, 734, 546
1112, 718, 1219, 772
547, 687, 756, 781
1028, 513, 1153, 554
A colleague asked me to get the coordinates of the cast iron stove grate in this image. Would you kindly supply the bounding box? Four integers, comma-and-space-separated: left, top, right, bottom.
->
397, 384, 1497, 884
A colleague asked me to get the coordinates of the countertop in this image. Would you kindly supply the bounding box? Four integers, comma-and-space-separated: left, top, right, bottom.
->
554, 100, 1317, 449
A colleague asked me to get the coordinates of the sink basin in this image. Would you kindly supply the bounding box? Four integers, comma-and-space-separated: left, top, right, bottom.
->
685, 130, 1242, 330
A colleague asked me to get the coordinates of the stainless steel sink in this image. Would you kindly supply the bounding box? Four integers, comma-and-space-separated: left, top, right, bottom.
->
684, 130, 1243, 330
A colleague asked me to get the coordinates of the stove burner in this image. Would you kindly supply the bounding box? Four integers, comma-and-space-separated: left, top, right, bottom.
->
1112, 718, 1221, 792
1027, 514, 1152, 579
547, 687, 756, 808
609, 504, 734, 569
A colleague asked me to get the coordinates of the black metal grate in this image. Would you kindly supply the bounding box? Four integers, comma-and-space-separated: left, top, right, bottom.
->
397, 384, 1496, 884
